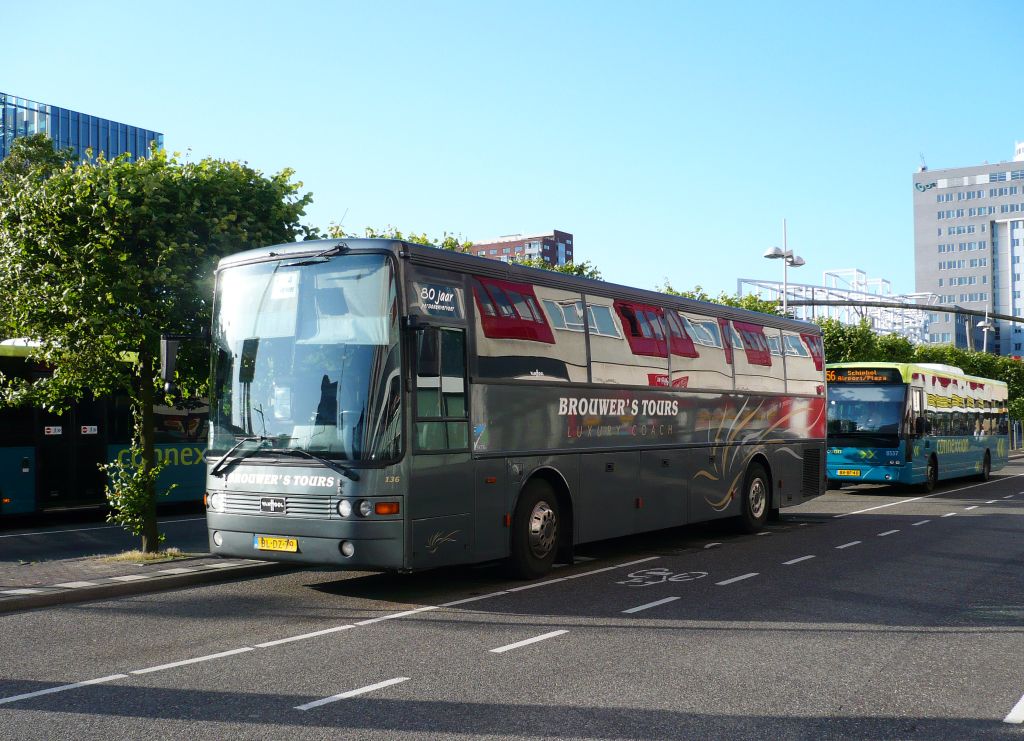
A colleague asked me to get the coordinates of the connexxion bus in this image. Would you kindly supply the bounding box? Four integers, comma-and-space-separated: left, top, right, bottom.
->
0, 341, 207, 517
826, 362, 1008, 491
198, 239, 827, 578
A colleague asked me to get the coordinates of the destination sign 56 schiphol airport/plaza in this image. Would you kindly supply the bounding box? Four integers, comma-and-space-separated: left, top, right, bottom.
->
826, 368, 901, 384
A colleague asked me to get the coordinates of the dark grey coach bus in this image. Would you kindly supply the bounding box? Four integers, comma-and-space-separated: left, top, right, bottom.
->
198, 239, 826, 578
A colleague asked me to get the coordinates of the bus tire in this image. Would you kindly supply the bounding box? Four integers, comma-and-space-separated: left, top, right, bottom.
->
978, 451, 991, 482
920, 456, 938, 493
736, 462, 770, 534
506, 479, 559, 580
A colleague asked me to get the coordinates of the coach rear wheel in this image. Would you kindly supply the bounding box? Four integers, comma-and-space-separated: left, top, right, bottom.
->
978, 451, 991, 482
736, 462, 770, 534
507, 480, 560, 580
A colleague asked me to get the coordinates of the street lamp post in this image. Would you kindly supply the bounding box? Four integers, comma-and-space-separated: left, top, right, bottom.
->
977, 312, 995, 353
763, 219, 805, 316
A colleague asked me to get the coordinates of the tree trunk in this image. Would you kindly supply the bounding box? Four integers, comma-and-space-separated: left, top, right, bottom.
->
138, 352, 161, 553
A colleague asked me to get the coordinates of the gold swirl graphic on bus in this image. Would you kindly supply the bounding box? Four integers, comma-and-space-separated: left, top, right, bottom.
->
693, 398, 824, 512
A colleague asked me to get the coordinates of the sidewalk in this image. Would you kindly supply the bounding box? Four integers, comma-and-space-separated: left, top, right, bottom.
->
0, 551, 289, 614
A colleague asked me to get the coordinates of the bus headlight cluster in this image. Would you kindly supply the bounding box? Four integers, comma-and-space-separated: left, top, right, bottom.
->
337, 500, 353, 518
208, 492, 225, 512
358, 500, 373, 517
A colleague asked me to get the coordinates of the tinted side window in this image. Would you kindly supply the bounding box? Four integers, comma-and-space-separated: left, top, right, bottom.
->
474, 283, 587, 382
670, 311, 732, 390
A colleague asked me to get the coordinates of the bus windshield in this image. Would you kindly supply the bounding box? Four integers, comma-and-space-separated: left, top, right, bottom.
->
209, 253, 402, 462
826, 383, 906, 435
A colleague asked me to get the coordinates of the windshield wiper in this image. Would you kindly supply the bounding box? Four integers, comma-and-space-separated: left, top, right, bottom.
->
209, 435, 279, 477
280, 242, 350, 267
271, 447, 361, 482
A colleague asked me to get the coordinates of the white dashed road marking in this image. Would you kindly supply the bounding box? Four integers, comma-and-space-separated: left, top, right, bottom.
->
911, 520, 930, 527
491, 630, 568, 654
834, 473, 1024, 518
716, 573, 758, 586
131, 647, 254, 675
877, 530, 899, 537
295, 677, 410, 711
1004, 691, 1024, 724
836, 541, 861, 550
942, 512, 957, 518
783, 555, 815, 565
965, 506, 978, 511
0, 674, 127, 706
256, 625, 354, 648
623, 597, 680, 614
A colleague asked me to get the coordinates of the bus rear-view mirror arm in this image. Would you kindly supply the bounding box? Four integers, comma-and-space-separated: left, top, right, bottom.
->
160, 330, 210, 395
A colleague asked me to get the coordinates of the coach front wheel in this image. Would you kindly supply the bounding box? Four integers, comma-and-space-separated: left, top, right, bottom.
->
920, 457, 938, 493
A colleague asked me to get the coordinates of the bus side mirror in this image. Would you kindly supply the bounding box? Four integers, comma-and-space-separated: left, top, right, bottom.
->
401, 315, 426, 332
160, 337, 181, 394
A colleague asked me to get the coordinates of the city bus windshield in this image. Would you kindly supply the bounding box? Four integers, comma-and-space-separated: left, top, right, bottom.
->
209, 253, 402, 462
826, 384, 907, 435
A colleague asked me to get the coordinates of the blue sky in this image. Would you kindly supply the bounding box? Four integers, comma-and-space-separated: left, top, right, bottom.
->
8, 0, 1024, 296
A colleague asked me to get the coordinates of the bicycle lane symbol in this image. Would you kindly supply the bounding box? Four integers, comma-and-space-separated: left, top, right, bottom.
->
616, 567, 709, 587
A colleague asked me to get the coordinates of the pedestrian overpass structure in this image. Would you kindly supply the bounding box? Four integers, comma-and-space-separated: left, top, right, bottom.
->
737, 269, 939, 344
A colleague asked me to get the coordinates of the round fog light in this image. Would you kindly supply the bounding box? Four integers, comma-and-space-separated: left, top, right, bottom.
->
358, 500, 372, 517
212, 531, 223, 547
338, 500, 352, 517
340, 540, 355, 558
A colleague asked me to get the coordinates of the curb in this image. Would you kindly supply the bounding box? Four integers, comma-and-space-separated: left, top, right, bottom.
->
0, 560, 294, 615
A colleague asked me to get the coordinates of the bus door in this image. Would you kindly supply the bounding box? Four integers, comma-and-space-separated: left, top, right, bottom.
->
909, 386, 929, 470
35, 397, 107, 509
408, 325, 474, 568
913, 390, 929, 460
35, 406, 73, 508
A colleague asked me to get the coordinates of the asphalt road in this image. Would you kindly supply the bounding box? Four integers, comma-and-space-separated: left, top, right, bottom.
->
2, 464, 1024, 740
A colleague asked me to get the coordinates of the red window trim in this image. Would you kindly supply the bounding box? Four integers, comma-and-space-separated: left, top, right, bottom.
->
799, 332, 824, 371
664, 310, 699, 358
614, 301, 667, 358
472, 277, 555, 344
718, 318, 733, 364
732, 321, 772, 367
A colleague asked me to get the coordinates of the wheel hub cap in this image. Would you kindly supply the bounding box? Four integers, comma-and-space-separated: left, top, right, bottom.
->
528, 501, 557, 558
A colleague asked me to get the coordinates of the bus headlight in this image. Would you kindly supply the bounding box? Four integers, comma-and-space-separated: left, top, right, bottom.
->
338, 500, 352, 518
358, 500, 373, 517
208, 492, 225, 512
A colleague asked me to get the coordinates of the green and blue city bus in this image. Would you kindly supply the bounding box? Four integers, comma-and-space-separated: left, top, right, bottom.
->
0, 342, 207, 517
826, 362, 1008, 491
195, 239, 828, 578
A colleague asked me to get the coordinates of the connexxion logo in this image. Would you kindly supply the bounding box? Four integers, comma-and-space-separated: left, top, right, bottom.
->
915, 181, 937, 192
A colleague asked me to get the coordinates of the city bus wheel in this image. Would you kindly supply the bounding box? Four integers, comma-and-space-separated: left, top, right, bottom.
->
920, 457, 938, 493
978, 452, 991, 482
506, 480, 559, 580
736, 463, 769, 534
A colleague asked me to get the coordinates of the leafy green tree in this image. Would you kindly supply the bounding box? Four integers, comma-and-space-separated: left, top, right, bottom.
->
512, 256, 603, 280
0, 133, 75, 182
875, 332, 916, 362
816, 318, 879, 363
0, 142, 314, 551
657, 281, 780, 315
326, 224, 473, 252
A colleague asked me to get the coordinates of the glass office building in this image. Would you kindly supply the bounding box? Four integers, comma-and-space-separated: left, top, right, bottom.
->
0, 92, 163, 162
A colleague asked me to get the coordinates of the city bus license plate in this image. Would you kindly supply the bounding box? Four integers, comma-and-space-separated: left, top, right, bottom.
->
836, 469, 861, 477
254, 535, 298, 552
